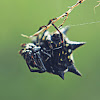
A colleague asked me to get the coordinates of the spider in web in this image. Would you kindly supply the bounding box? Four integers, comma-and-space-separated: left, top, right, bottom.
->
19, 0, 85, 80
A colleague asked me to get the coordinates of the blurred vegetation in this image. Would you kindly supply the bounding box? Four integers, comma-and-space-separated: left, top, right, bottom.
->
0, 0, 100, 100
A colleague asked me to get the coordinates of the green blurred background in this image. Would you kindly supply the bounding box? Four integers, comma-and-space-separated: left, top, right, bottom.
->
0, 0, 100, 100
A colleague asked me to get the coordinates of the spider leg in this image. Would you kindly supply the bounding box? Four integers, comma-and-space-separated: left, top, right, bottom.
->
47, 41, 54, 56
26, 61, 44, 73
58, 13, 68, 28
41, 49, 52, 61
24, 51, 46, 73
57, 0, 85, 28
36, 26, 48, 44
52, 23, 64, 43
38, 26, 47, 31
41, 49, 51, 57
94, 1, 100, 13
36, 52, 47, 71
36, 35, 39, 44
47, 18, 57, 25
33, 18, 58, 36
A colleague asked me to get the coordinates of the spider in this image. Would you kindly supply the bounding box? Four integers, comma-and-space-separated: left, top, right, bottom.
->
19, 26, 85, 79
19, 0, 85, 79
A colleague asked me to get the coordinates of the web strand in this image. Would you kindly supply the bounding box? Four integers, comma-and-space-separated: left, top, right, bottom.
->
68, 21, 100, 27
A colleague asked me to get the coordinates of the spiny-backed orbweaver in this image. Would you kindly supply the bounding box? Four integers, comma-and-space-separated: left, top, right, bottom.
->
19, 0, 85, 80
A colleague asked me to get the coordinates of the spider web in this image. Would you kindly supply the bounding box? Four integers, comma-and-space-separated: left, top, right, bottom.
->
68, 20, 100, 27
